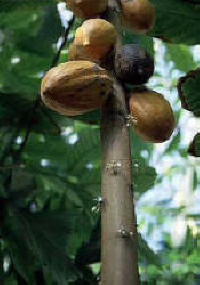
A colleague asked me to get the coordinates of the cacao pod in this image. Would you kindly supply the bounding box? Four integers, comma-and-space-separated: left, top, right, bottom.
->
68, 42, 100, 63
74, 19, 117, 60
121, 0, 155, 33
68, 43, 79, 61
129, 91, 174, 143
115, 44, 154, 85
41, 61, 112, 116
66, 0, 108, 19
68, 42, 92, 61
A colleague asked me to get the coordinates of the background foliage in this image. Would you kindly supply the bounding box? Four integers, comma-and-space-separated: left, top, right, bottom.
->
0, 0, 200, 284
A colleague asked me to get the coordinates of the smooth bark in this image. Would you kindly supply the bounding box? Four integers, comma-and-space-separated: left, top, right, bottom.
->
100, 75, 139, 284
100, 1, 140, 283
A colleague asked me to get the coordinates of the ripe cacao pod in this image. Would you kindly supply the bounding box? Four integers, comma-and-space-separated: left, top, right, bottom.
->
41, 61, 112, 116
121, 0, 155, 33
68, 43, 79, 61
68, 42, 92, 61
115, 44, 154, 85
74, 19, 117, 60
66, 0, 108, 19
129, 91, 174, 143
68, 42, 100, 63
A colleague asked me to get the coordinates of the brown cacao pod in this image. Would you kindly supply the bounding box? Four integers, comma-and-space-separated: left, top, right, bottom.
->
74, 19, 117, 60
41, 61, 113, 116
115, 44, 154, 85
129, 91, 174, 143
121, 0, 155, 33
66, 0, 108, 19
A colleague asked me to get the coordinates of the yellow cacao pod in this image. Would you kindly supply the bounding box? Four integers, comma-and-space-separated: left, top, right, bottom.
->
129, 91, 174, 143
68, 42, 87, 61
74, 19, 117, 60
121, 0, 155, 33
66, 0, 108, 19
68, 42, 99, 63
41, 61, 112, 116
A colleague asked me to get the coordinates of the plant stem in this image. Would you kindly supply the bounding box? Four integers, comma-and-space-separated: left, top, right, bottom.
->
100, 81, 139, 285
100, 1, 139, 284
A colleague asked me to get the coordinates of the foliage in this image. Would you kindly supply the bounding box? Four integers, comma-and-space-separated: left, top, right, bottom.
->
188, 133, 200, 157
180, 71, 200, 115
164, 44, 196, 72
150, 0, 200, 44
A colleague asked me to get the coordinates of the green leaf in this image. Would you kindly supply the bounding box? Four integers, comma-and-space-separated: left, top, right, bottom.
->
165, 44, 196, 72
132, 158, 156, 194
188, 133, 200, 157
0, 0, 57, 12
4, 276, 18, 285
71, 110, 101, 125
187, 250, 200, 265
0, 9, 43, 31
150, 0, 200, 44
4, 207, 77, 284
0, 5, 60, 97
181, 72, 200, 115
11, 169, 35, 192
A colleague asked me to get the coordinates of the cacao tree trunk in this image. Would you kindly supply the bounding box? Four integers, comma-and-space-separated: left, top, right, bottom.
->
100, 79, 139, 285
100, 2, 140, 283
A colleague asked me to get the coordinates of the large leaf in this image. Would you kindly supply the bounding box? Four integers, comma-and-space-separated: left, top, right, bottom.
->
164, 43, 196, 72
132, 158, 156, 194
178, 69, 200, 115
149, 0, 200, 44
4, 277, 18, 285
3, 206, 77, 284
0, 0, 57, 12
0, 5, 60, 98
188, 133, 200, 157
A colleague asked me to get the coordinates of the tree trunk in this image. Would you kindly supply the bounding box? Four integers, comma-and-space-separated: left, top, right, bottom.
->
100, 77, 139, 285
100, 1, 139, 284
100, 1, 139, 283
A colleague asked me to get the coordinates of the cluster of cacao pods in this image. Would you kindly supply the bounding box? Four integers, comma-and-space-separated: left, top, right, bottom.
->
41, 17, 116, 116
66, 0, 155, 34
41, 0, 175, 143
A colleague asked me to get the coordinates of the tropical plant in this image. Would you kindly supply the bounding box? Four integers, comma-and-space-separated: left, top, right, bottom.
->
0, 0, 200, 284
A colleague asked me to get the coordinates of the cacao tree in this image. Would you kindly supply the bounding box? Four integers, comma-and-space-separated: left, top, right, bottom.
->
0, 0, 200, 284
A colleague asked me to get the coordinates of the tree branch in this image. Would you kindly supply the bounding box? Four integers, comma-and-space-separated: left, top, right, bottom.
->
50, 18, 74, 69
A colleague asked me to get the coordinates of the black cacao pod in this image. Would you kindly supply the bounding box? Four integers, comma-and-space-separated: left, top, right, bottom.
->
115, 44, 154, 85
